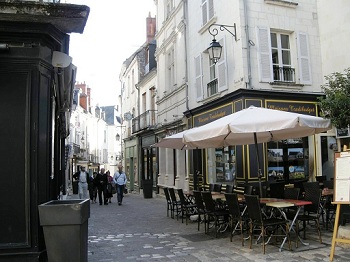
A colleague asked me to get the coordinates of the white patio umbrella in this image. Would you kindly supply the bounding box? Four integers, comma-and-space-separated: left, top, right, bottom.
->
183, 106, 332, 196
152, 129, 197, 150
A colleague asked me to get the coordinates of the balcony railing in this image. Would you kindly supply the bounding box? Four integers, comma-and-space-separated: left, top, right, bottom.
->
207, 78, 218, 97
273, 66, 295, 83
132, 110, 157, 133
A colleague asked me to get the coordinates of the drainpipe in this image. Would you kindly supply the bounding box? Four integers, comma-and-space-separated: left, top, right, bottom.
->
244, 0, 253, 89
183, 0, 189, 111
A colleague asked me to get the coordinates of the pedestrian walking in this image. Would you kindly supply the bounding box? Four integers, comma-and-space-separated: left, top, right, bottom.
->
73, 166, 89, 199
113, 164, 127, 205
96, 168, 108, 205
89, 172, 98, 203
106, 170, 114, 203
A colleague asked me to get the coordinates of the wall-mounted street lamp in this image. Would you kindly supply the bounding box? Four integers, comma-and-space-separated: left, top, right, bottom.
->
115, 126, 126, 163
207, 23, 238, 64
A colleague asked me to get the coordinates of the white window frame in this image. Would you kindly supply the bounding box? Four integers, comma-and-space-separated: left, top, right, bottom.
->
257, 27, 311, 85
195, 54, 203, 101
217, 37, 228, 92
165, 0, 175, 19
271, 32, 293, 82
297, 32, 312, 85
167, 47, 175, 90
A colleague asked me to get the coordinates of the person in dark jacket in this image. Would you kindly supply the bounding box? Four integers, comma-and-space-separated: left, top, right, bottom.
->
95, 168, 108, 205
89, 172, 98, 203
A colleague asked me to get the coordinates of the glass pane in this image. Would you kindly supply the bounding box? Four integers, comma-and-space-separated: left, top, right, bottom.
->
281, 34, 290, 49
272, 48, 279, 64
267, 142, 284, 181
215, 146, 236, 183
282, 50, 291, 65
270, 33, 277, 48
209, 63, 216, 80
321, 136, 337, 180
267, 138, 309, 183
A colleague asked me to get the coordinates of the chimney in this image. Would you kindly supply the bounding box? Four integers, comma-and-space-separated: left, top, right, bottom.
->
146, 12, 156, 43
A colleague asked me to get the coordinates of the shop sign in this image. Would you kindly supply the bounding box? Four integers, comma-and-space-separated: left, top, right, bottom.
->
193, 103, 233, 127
266, 101, 317, 116
142, 135, 155, 147
336, 126, 350, 139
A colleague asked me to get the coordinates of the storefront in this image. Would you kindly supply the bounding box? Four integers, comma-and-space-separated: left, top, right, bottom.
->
184, 89, 332, 189
140, 134, 158, 192
125, 138, 138, 191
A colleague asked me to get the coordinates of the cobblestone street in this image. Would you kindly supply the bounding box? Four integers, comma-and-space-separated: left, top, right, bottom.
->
77, 193, 350, 262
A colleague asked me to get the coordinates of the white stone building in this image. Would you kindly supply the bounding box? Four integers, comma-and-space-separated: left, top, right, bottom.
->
155, 0, 333, 191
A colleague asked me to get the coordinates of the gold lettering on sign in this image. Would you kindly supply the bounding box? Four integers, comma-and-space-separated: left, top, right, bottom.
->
267, 105, 289, 111
209, 111, 227, 121
197, 111, 227, 123
289, 105, 315, 114
198, 116, 209, 123
267, 104, 316, 115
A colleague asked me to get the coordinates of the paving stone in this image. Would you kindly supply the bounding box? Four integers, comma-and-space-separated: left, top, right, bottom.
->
67, 193, 350, 261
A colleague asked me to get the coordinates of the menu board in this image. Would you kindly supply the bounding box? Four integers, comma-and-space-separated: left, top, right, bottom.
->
334, 152, 350, 203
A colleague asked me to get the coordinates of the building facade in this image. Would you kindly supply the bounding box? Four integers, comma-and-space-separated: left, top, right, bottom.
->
120, 14, 157, 192
153, 0, 339, 191
0, 1, 88, 260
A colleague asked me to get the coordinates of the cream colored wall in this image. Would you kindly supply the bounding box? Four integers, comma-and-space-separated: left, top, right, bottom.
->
317, 0, 350, 77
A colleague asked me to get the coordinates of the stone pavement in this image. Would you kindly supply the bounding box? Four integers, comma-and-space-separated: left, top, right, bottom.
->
70, 193, 350, 262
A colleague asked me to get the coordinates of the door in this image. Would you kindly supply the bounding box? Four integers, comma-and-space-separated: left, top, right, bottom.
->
317, 134, 337, 180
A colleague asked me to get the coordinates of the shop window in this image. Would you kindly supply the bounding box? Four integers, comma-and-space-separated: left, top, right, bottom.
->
267, 137, 309, 183
207, 146, 236, 183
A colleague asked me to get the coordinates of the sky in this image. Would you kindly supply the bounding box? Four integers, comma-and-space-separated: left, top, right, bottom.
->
67, 0, 156, 106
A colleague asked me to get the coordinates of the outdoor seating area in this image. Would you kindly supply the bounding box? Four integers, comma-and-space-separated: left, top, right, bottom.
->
161, 178, 337, 254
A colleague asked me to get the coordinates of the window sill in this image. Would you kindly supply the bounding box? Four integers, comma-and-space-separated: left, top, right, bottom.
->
198, 16, 217, 35
270, 82, 304, 89
200, 92, 221, 104
264, 0, 298, 8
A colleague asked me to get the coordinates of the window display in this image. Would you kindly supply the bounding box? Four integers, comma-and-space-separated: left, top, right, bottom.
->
267, 138, 308, 182
213, 147, 236, 183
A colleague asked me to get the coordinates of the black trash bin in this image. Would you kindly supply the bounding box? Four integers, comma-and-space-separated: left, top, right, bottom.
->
38, 199, 90, 262
142, 179, 153, 198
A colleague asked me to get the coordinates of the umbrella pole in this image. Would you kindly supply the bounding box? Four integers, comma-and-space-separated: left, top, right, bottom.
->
254, 133, 263, 198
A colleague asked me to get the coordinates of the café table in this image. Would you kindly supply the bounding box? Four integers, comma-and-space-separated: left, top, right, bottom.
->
259, 198, 312, 252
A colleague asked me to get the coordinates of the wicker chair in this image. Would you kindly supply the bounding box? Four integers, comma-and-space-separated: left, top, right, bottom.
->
245, 194, 291, 254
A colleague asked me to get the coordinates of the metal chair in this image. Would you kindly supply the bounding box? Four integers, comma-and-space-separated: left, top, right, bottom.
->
323, 180, 334, 189
177, 189, 197, 225
209, 183, 215, 192
225, 184, 234, 193
225, 193, 245, 245
168, 187, 182, 221
201, 191, 229, 237
193, 190, 207, 232
244, 194, 291, 254
296, 186, 322, 245
269, 182, 285, 199
213, 184, 222, 193
284, 187, 300, 200
283, 187, 301, 220
163, 187, 172, 217
244, 184, 254, 195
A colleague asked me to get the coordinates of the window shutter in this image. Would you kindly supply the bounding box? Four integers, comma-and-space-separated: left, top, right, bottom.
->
217, 37, 227, 92
195, 55, 203, 100
208, 0, 214, 20
257, 27, 273, 82
201, 1, 208, 25
297, 32, 312, 85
